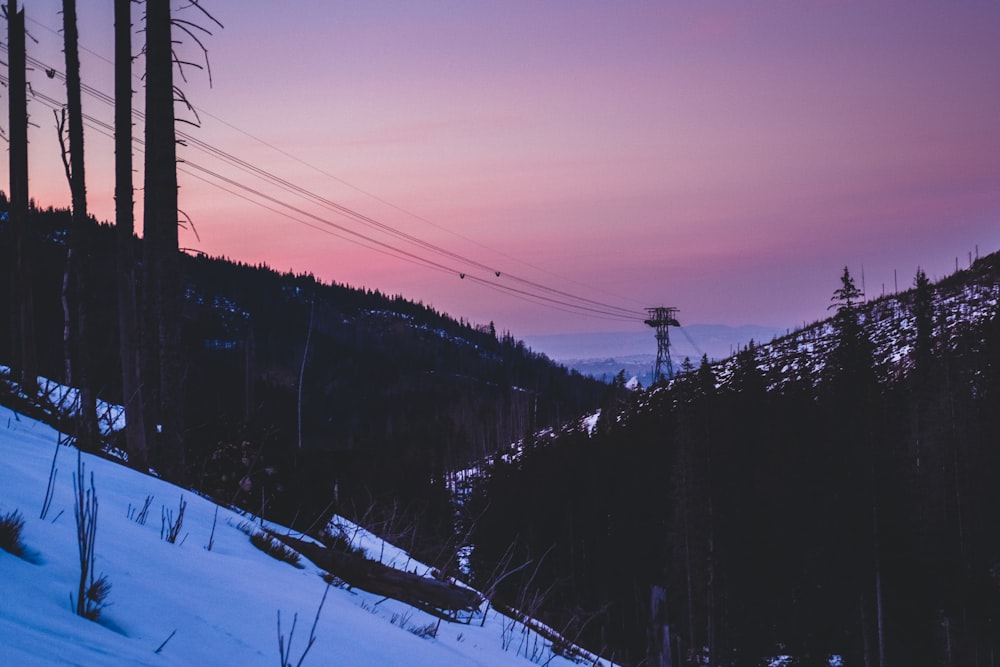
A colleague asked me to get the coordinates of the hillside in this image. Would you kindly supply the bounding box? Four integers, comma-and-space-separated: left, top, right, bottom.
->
0, 206, 604, 539
707, 252, 1000, 391
465, 255, 1000, 665
0, 406, 612, 666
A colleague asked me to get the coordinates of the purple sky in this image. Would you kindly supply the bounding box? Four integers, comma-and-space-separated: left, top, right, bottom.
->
15, 1, 1000, 339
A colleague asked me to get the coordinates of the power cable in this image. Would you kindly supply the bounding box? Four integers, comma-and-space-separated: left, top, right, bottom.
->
676, 325, 706, 360
9, 72, 641, 323
23, 11, 649, 311
2, 35, 648, 323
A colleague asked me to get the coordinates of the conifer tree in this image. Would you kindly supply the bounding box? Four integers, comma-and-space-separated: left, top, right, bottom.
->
912, 267, 933, 384
822, 265, 882, 664
825, 266, 873, 386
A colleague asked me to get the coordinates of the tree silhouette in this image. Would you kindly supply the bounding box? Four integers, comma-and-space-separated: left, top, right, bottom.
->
115, 0, 150, 471
142, 0, 185, 483
831, 264, 864, 313
6, 0, 37, 396
59, 0, 100, 452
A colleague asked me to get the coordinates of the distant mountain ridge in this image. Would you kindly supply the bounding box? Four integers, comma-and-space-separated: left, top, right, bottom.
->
525, 324, 787, 385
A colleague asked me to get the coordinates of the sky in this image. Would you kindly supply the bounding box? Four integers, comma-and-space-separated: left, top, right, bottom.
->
8, 1, 1000, 339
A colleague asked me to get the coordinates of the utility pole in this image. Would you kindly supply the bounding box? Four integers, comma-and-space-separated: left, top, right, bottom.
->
645, 307, 680, 384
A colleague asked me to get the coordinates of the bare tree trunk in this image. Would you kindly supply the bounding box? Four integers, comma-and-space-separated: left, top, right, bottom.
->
706, 444, 718, 667
115, 0, 149, 471
945, 615, 953, 667
861, 593, 873, 667
244, 329, 254, 421
7, 0, 37, 397
143, 0, 185, 484
650, 585, 673, 667
873, 502, 885, 667
298, 295, 315, 450
681, 449, 696, 656
61, 0, 100, 453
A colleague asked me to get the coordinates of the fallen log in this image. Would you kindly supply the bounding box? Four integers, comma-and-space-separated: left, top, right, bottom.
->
265, 530, 482, 614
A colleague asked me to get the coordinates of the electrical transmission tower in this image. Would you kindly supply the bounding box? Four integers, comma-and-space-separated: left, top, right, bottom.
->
645, 306, 680, 384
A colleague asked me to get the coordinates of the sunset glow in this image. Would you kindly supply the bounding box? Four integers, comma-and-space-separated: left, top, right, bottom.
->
12, 0, 1000, 338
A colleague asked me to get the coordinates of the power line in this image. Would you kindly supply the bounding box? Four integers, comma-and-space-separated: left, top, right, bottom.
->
9, 71, 642, 323
22, 13, 649, 312
1, 35, 647, 324
192, 105, 650, 311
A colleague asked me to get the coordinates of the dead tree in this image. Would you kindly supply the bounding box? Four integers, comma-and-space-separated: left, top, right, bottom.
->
6, 0, 37, 397
59, 0, 100, 452
142, 0, 185, 483
141, 0, 220, 483
114, 0, 150, 472
266, 530, 483, 616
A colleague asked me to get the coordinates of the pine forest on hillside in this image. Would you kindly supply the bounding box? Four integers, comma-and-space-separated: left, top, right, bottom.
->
468, 257, 1000, 665
0, 205, 604, 552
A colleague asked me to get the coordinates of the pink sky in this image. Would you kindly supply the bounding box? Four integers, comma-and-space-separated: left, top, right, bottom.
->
12, 1, 1000, 339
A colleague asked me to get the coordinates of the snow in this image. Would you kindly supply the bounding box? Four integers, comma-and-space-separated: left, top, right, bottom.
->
645, 269, 1000, 399
0, 407, 608, 666
0, 366, 126, 437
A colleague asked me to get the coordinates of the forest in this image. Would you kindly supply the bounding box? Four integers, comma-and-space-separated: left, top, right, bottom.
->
0, 204, 605, 559
467, 259, 1000, 666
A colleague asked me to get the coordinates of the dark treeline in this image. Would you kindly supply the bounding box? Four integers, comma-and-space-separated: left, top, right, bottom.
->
0, 205, 604, 559
467, 259, 1000, 665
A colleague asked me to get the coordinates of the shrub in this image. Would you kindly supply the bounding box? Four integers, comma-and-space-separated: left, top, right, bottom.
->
277, 585, 330, 667
82, 574, 112, 621
408, 621, 439, 639
236, 521, 303, 568
249, 532, 303, 568
390, 610, 413, 629
319, 527, 366, 558
127, 495, 153, 526
0, 509, 26, 557
161, 496, 186, 544
72, 454, 110, 621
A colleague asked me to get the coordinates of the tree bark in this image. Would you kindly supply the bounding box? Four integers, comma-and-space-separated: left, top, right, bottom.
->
7, 0, 37, 397
115, 0, 150, 472
297, 295, 314, 450
62, 0, 100, 453
649, 585, 673, 667
143, 0, 185, 483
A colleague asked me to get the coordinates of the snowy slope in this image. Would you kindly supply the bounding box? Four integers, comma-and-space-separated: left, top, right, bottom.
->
0, 407, 607, 666
701, 263, 1000, 391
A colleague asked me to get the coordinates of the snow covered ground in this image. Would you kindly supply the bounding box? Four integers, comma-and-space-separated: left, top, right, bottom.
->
0, 406, 608, 666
